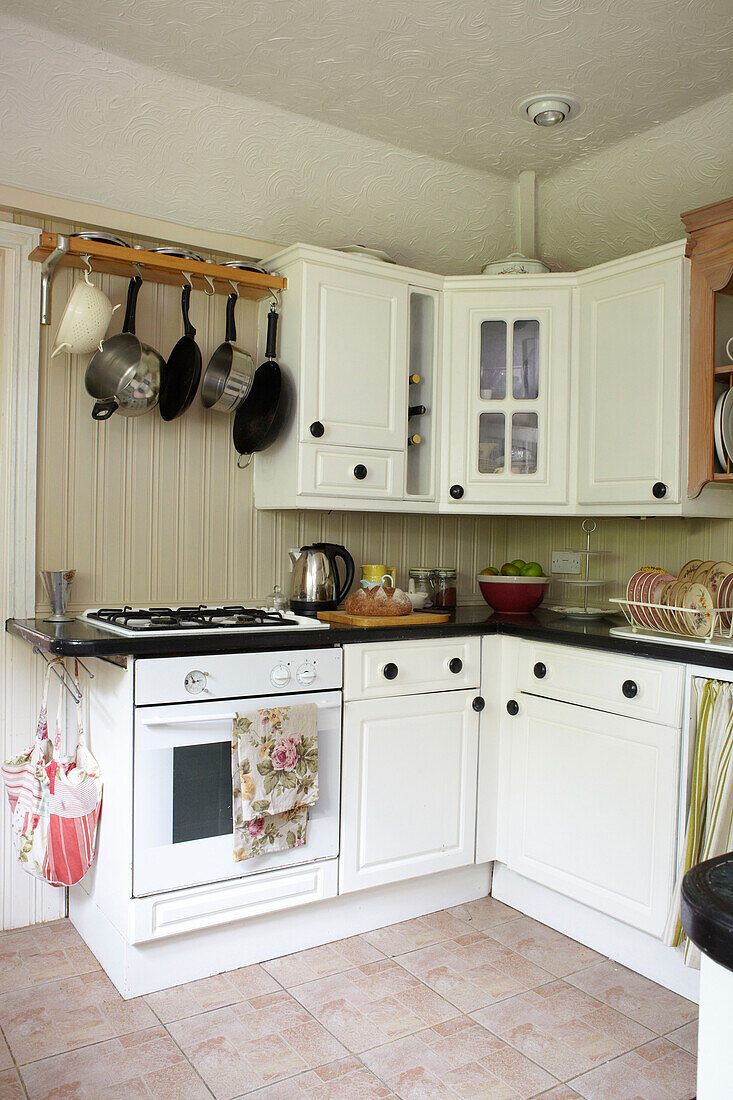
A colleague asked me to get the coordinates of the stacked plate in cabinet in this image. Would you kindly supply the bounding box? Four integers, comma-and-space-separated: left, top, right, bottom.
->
714, 388, 733, 470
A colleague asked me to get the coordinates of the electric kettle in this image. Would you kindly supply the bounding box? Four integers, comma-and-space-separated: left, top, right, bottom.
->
289, 542, 355, 616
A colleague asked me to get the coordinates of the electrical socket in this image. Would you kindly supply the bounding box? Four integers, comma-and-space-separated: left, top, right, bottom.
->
552, 551, 581, 574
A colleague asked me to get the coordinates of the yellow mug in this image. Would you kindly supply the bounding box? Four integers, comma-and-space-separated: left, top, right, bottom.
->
361, 564, 396, 588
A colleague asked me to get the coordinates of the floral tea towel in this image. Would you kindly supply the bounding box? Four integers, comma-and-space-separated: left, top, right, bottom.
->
232, 703, 318, 861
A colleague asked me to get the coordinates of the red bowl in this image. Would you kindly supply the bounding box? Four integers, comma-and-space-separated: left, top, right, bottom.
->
477, 573, 549, 613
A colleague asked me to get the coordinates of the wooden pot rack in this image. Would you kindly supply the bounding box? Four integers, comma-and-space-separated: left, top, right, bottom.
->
29, 232, 286, 301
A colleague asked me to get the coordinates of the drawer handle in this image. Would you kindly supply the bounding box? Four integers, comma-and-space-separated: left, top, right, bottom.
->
449, 484, 464, 499
449, 657, 463, 674
533, 662, 547, 679
353, 464, 368, 480
383, 662, 399, 680
472, 696, 485, 712
309, 420, 325, 438
652, 481, 667, 499
622, 679, 638, 699
506, 699, 519, 716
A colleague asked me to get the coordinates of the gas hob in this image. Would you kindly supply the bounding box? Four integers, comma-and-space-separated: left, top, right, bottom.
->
79, 605, 329, 637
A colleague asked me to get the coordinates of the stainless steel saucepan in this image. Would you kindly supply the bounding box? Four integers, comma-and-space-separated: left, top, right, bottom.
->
85, 275, 163, 420
200, 290, 255, 412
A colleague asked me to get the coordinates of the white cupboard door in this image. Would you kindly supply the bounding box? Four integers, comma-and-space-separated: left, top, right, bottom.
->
577, 253, 684, 506
300, 264, 408, 450
340, 691, 479, 893
506, 694, 680, 936
445, 287, 571, 507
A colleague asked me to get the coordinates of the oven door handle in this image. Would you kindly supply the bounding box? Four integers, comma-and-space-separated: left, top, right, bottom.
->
141, 712, 237, 728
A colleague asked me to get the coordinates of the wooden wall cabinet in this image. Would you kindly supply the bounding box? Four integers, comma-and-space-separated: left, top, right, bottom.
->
683, 197, 733, 498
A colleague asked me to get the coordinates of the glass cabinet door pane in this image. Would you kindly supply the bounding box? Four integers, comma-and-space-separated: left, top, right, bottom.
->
480, 321, 507, 399
511, 412, 538, 474
512, 320, 539, 399
478, 412, 505, 472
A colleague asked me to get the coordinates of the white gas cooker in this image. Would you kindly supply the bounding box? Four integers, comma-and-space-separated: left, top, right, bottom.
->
79, 604, 329, 637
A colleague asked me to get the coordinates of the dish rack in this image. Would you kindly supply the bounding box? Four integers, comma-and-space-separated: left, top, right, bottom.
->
609, 596, 733, 643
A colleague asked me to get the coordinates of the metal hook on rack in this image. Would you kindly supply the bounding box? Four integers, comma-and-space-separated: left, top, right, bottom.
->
229, 280, 240, 298
182, 272, 193, 288
132, 262, 143, 282
75, 657, 95, 681
32, 647, 82, 703
202, 275, 216, 296
268, 288, 281, 310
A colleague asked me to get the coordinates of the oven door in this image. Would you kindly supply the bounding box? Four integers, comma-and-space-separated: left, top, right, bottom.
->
132, 690, 341, 896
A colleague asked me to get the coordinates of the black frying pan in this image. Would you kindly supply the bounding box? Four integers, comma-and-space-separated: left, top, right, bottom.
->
233, 309, 288, 467
159, 284, 202, 421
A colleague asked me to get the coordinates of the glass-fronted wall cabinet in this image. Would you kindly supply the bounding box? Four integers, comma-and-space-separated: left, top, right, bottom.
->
442, 286, 572, 508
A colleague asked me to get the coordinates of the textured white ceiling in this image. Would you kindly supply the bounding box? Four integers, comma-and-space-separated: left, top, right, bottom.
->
1, 0, 731, 177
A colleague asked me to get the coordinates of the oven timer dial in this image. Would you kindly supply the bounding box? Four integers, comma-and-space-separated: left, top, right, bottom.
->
296, 662, 316, 686
184, 670, 209, 695
270, 663, 291, 687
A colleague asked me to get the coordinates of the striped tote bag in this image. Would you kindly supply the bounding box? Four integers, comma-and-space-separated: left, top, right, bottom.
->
2, 661, 102, 887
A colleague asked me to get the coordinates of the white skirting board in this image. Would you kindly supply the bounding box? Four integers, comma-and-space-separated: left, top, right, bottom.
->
492, 863, 700, 1003
70, 863, 492, 999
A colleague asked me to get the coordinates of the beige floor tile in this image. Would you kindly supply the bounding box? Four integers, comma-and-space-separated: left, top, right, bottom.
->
361, 1020, 558, 1099
0, 1068, 24, 1100
262, 935, 385, 987
472, 979, 655, 1081
566, 961, 698, 1034
145, 964, 280, 1022
0, 969, 157, 1064
666, 1019, 698, 1055
0, 1034, 12, 1071
445, 898, 523, 932
20, 1025, 210, 1099
569, 1036, 697, 1099
535, 1088, 582, 1099
363, 910, 473, 956
290, 957, 458, 1053
0, 919, 100, 994
395, 932, 554, 1012
237, 1055, 395, 1098
485, 918, 604, 978
169, 988, 347, 1099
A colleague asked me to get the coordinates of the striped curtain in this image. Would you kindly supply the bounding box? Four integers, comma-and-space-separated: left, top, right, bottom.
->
665, 678, 733, 966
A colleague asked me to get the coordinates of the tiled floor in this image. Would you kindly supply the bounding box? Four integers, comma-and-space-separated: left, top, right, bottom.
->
0, 899, 699, 1099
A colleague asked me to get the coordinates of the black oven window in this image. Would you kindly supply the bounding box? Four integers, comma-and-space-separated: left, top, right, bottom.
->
172, 742, 233, 844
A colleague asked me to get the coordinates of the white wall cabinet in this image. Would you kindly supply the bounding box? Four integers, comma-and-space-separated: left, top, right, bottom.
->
442, 284, 572, 509
339, 689, 479, 893
576, 245, 685, 508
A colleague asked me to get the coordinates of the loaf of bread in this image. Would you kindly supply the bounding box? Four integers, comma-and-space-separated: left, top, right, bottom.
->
343, 585, 412, 617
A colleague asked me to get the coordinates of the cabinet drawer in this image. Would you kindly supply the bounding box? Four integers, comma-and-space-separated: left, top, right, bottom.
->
344, 636, 480, 700
516, 641, 683, 727
300, 444, 404, 498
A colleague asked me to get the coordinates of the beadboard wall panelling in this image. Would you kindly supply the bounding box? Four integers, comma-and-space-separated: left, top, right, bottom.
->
0, 16, 515, 276
537, 90, 733, 271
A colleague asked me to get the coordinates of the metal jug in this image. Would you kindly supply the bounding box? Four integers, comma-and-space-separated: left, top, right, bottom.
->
289, 542, 355, 616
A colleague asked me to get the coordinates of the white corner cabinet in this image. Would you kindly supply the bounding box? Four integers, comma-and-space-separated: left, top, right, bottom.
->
339, 637, 482, 893
493, 639, 684, 937
256, 240, 733, 517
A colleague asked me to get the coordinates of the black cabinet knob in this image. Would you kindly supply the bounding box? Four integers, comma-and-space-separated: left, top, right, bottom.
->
533, 662, 547, 679
472, 696, 485, 712
383, 662, 399, 680
449, 657, 463, 674
353, 464, 368, 480
622, 679, 638, 698
309, 421, 325, 438
449, 484, 464, 499
652, 481, 667, 499
506, 699, 519, 716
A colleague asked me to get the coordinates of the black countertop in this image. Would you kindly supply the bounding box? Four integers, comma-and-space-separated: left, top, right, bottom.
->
8, 607, 733, 668
682, 853, 733, 972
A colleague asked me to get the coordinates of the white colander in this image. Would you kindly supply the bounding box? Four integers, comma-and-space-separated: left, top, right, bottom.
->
51, 269, 120, 358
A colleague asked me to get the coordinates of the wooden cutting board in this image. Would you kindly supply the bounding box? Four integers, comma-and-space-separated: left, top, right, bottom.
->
317, 609, 452, 627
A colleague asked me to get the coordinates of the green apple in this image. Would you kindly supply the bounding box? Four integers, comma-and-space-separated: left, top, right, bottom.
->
479, 566, 499, 575
511, 558, 526, 570
521, 562, 544, 577
500, 562, 521, 576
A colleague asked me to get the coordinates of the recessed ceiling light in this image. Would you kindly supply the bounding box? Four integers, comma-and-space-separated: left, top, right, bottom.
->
517, 93, 581, 127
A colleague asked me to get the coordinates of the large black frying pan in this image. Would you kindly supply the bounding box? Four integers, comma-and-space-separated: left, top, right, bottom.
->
233, 309, 288, 468
159, 284, 201, 421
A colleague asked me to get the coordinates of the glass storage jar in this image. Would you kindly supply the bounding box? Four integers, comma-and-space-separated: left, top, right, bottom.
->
431, 568, 457, 609
408, 568, 435, 608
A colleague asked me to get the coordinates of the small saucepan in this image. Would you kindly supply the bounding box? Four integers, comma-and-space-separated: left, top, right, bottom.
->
233, 308, 288, 467
200, 290, 255, 412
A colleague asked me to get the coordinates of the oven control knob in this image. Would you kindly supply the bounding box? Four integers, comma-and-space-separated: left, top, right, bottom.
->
184, 670, 209, 695
296, 662, 316, 685
270, 664, 291, 687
